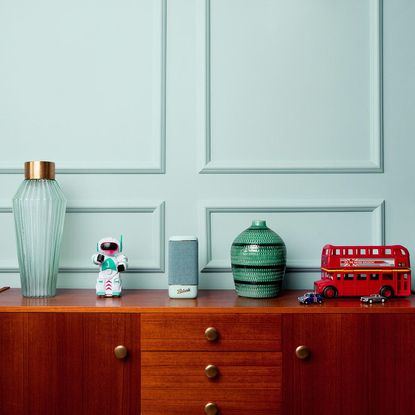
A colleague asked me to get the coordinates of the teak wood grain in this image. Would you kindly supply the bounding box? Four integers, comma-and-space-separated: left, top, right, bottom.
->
141, 387, 281, 415
2, 289, 415, 415
0, 313, 140, 415
141, 313, 281, 351
282, 313, 415, 415
1, 288, 415, 313
141, 350, 281, 367
0, 313, 25, 414
141, 351, 281, 389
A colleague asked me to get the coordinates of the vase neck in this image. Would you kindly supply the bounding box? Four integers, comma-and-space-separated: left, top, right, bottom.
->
251, 220, 267, 229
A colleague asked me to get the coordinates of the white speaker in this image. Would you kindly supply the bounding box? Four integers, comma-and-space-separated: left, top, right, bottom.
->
168, 236, 198, 298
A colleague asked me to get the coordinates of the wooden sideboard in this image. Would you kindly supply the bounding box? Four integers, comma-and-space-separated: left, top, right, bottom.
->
0, 289, 414, 415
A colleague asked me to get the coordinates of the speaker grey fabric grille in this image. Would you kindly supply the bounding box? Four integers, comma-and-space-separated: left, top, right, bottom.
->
168, 240, 198, 285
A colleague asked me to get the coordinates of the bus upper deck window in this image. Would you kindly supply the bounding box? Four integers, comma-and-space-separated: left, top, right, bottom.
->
360, 248, 366, 255
372, 248, 379, 255
401, 249, 407, 255
385, 248, 392, 255
335, 249, 340, 255
348, 248, 353, 255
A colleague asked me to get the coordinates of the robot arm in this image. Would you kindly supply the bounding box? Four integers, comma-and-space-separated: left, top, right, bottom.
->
116, 254, 128, 272
92, 253, 105, 265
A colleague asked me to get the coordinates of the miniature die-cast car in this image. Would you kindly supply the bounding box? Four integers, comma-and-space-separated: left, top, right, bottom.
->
360, 294, 387, 304
298, 292, 324, 305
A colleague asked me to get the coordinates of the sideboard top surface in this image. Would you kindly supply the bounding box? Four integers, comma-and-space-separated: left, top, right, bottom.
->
0, 289, 414, 314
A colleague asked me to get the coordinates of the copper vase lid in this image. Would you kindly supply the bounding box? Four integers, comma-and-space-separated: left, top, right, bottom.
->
24, 161, 55, 180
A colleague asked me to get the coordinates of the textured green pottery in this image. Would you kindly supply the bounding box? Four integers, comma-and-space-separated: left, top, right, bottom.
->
231, 220, 287, 298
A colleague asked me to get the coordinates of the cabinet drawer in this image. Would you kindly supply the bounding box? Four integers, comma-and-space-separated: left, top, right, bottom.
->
141, 351, 281, 389
141, 314, 281, 351
141, 388, 281, 415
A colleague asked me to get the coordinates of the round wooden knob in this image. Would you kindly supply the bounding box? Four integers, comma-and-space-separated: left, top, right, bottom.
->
295, 345, 311, 360
205, 327, 219, 342
114, 345, 128, 359
205, 364, 219, 379
204, 402, 218, 415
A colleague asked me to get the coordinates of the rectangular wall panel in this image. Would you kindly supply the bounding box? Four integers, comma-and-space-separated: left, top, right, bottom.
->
200, 201, 385, 272
198, 0, 383, 173
0, 0, 166, 173
0, 202, 165, 273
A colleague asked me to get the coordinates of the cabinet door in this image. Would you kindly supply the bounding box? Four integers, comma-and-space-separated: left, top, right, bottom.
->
282, 314, 342, 415
282, 313, 415, 415
0, 313, 25, 414
0, 313, 140, 415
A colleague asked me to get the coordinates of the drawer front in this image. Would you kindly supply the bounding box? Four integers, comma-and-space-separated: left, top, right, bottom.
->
141, 313, 281, 351
141, 388, 281, 415
141, 351, 281, 389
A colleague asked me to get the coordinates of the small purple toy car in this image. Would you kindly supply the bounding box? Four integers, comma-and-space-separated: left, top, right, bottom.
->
298, 292, 324, 305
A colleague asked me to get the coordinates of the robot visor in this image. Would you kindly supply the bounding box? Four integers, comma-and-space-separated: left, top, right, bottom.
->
100, 242, 118, 251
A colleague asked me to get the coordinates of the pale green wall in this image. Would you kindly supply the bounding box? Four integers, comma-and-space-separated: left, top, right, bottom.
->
0, 0, 414, 290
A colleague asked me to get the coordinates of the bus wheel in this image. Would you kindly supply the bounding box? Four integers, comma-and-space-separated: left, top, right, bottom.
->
323, 286, 337, 298
380, 286, 394, 298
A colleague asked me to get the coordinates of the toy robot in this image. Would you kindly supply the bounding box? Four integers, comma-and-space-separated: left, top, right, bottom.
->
92, 236, 128, 297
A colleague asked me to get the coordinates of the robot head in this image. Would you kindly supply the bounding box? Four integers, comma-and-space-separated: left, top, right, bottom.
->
97, 236, 122, 256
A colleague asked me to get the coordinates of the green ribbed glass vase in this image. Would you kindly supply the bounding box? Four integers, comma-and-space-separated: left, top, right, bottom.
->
12, 161, 66, 297
231, 220, 287, 298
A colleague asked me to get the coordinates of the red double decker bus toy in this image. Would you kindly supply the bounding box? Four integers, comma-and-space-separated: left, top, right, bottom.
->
314, 244, 411, 298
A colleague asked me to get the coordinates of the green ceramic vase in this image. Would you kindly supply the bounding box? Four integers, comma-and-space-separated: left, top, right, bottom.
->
231, 220, 287, 298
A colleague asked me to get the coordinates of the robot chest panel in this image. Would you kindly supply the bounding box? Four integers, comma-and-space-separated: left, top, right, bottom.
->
102, 257, 117, 271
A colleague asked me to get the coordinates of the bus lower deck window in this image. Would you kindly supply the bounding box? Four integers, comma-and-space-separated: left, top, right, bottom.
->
370, 274, 379, 280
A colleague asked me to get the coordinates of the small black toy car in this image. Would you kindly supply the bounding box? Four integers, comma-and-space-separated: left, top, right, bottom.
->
298, 292, 324, 305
